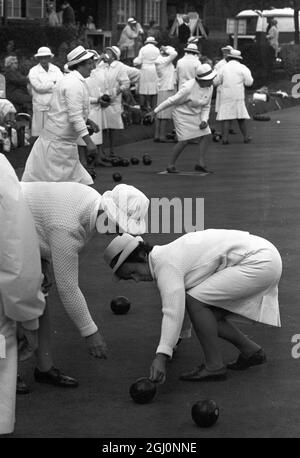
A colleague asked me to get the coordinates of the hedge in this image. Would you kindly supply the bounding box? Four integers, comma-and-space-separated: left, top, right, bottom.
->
0, 25, 78, 58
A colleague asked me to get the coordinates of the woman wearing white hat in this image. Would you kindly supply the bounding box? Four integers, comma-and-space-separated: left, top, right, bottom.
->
133, 36, 160, 115
176, 43, 202, 89
17, 181, 149, 392
118, 17, 143, 64
22, 46, 99, 185
154, 45, 178, 142
214, 49, 253, 145
104, 230, 282, 385
148, 64, 216, 174
28, 47, 63, 138
97, 46, 130, 157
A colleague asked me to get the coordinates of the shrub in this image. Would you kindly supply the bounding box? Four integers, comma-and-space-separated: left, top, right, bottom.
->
280, 44, 300, 76
0, 25, 78, 58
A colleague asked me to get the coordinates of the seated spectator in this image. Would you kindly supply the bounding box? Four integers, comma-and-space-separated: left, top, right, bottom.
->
0, 97, 16, 126
86, 16, 96, 30
4, 56, 32, 114
146, 20, 162, 43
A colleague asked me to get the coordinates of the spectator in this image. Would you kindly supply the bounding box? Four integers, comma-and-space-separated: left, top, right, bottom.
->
118, 17, 143, 64
147, 19, 161, 43
61, 1, 76, 27
154, 45, 177, 142
133, 36, 160, 115
47, 2, 60, 27
177, 15, 191, 57
4, 56, 32, 114
28, 47, 63, 138
99, 46, 130, 157
266, 19, 280, 58
214, 49, 253, 145
86, 16, 96, 30
77, 5, 89, 29
176, 43, 202, 89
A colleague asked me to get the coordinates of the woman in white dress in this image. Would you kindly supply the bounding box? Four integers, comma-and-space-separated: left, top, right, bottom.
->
22, 46, 99, 185
148, 63, 216, 174
98, 46, 130, 156
266, 19, 280, 58
214, 45, 235, 136
133, 36, 160, 115
154, 45, 178, 142
214, 49, 253, 145
104, 230, 282, 385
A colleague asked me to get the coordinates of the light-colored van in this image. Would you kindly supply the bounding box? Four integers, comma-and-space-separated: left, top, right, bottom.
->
227, 8, 300, 44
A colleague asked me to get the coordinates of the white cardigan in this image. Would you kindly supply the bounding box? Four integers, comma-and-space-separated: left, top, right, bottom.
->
28, 62, 63, 111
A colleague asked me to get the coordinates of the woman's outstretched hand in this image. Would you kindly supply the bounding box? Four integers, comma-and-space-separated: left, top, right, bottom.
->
149, 353, 168, 384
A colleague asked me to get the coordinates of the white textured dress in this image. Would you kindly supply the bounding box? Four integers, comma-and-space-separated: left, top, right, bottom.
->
215, 60, 253, 121
22, 70, 92, 185
154, 78, 213, 141
148, 230, 282, 358
20, 182, 103, 338
0, 155, 45, 435
133, 43, 160, 95
28, 62, 64, 136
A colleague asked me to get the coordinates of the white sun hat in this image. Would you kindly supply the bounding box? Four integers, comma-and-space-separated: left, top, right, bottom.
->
106, 46, 121, 60
97, 184, 149, 235
221, 45, 234, 52
104, 234, 144, 273
34, 46, 54, 58
127, 17, 137, 24
195, 63, 217, 81
184, 43, 200, 54
145, 36, 158, 45
227, 49, 243, 60
66, 45, 95, 68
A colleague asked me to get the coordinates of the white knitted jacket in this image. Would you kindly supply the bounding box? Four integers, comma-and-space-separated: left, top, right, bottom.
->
20, 182, 102, 337
149, 229, 253, 358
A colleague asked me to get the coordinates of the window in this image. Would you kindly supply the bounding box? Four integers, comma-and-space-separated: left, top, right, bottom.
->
0, 0, 45, 18
144, 0, 161, 26
117, 0, 136, 25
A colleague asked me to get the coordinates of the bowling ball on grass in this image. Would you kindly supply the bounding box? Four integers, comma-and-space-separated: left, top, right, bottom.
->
191, 399, 219, 427
143, 154, 152, 166
131, 156, 140, 165
110, 296, 130, 314
121, 158, 130, 167
112, 172, 122, 183
129, 377, 157, 404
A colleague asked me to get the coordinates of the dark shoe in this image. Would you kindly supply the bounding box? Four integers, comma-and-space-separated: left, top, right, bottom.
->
17, 375, 31, 395
153, 138, 160, 143
194, 164, 213, 174
229, 129, 237, 135
222, 140, 229, 145
244, 136, 252, 144
227, 349, 266, 371
179, 364, 227, 382
34, 367, 79, 388
166, 165, 179, 174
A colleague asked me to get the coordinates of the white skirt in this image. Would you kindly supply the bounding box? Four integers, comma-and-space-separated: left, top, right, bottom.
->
102, 102, 124, 130
22, 135, 93, 185
139, 66, 158, 95
0, 328, 17, 435
217, 99, 250, 121
172, 109, 211, 142
157, 90, 175, 120
31, 110, 49, 137
187, 236, 282, 327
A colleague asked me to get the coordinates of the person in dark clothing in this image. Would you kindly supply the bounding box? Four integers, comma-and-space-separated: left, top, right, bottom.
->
4, 56, 32, 114
178, 15, 191, 58
61, 1, 76, 27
